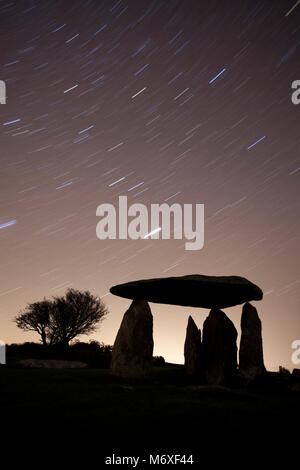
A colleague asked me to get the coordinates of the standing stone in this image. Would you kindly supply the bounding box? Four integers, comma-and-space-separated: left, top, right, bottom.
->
184, 316, 202, 377
202, 309, 237, 385
239, 302, 265, 382
110, 299, 154, 378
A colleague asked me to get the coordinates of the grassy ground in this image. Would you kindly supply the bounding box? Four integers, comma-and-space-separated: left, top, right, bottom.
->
1, 364, 299, 463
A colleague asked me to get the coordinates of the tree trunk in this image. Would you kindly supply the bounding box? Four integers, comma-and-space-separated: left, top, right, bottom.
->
41, 330, 47, 347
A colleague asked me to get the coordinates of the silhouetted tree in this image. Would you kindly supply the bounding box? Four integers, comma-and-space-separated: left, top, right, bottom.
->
50, 289, 108, 347
15, 299, 53, 347
15, 289, 108, 347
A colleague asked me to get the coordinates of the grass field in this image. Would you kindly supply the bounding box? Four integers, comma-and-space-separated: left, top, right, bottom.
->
1, 364, 299, 463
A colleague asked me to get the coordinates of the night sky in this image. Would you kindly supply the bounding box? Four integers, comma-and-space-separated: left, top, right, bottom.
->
0, 0, 299, 370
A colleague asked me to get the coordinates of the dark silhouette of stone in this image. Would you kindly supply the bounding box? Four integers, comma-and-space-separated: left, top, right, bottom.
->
19, 359, 87, 368
239, 302, 265, 382
184, 316, 202, 376
110, 299, 153, 378
110, 274, 263, 309
202, 309, 237, 385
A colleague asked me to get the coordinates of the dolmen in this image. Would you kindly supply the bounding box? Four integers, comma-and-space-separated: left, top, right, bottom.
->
110, 274, 265, 385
